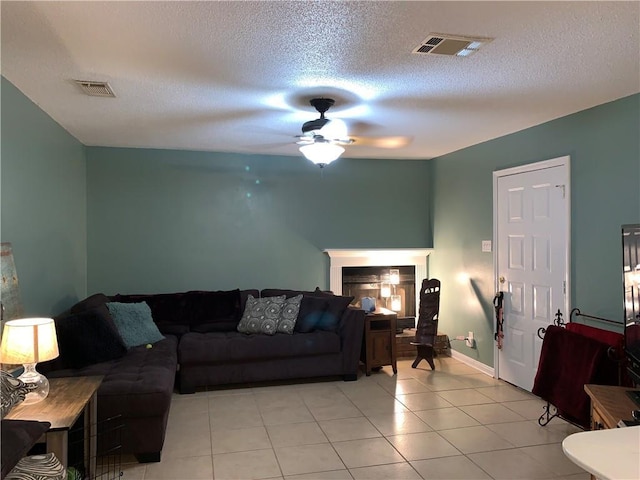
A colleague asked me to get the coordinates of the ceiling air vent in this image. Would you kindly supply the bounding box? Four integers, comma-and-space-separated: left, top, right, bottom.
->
74, 80, 116, 97
412, 34, 493, 57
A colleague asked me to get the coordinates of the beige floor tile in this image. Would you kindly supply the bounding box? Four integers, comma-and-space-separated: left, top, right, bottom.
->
459, 403, 526, 424
285, 470, 353, 480
308, 402, 364, 421
213, 448, 281, 479
349, 395, 409, 416
457, 373, 503, 388
319, 417, 381, 442
300, 389, 351, 408
209, 393, 258, 410
366, 411, 432, 436
168, 395, 210, 417
386, 431, 461, 461
166, 412, 212, 435
437, 362, 481, 375
350, 461, 422, 479
420, 377, 471, 391
396, 391, 453, 411
333, 437, 404, 468
476, 385, 535, 402
144, 455, 213, 479
502, 398, 548, 420
378, 378, 432, 395
274, 443, 345, 476
260, 404, 315, 426
210, 409, 265, 430
162, 426, 212, 458
143, 356, 584, 479
414, 407, 480, 430
267, 422, 328, 447
467, 449, 556, 479
487, 421, 570, 447
438, 425, 514, 454
411, 455, 492, 479
255, 390, 306, 409
338, 382, 394, 400
436, 388, 495, 406
519, 443, 589, 476
210, 426, 272, 454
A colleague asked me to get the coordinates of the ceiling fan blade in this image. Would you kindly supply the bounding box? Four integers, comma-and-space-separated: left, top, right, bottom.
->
349, 136, 413, 149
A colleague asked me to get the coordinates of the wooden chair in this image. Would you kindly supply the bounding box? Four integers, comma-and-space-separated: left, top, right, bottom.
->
411, 278, 440, 369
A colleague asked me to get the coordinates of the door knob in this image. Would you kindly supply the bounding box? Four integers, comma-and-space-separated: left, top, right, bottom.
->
499, 276, 506, 284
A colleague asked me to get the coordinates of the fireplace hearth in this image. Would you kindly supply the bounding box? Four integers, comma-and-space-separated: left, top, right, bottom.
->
324, 249, 432, 331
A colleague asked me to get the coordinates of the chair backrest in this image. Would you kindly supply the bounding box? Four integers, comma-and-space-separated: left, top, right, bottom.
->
415, 278, 440, 344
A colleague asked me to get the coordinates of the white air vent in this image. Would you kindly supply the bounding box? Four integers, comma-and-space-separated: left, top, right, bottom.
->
412, 33, 493, 57
74, 80, 116, 97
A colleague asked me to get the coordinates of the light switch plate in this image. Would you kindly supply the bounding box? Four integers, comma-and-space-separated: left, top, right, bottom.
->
482, 240, 492, 252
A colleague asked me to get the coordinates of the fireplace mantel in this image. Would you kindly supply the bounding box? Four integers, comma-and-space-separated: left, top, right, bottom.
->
323, 249, 432, 301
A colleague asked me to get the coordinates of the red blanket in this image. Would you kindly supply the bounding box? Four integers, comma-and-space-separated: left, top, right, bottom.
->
532, 325, 619, 428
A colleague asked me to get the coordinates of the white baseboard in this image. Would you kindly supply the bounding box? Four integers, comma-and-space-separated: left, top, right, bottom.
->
450, 350, 495, 377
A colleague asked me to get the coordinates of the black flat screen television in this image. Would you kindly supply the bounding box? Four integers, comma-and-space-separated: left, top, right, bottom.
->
622, 224, 640, 394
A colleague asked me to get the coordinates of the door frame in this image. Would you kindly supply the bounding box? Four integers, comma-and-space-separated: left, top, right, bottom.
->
492, 155, 571, 381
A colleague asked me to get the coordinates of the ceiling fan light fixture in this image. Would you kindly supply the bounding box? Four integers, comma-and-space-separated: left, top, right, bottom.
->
319, 118, 348, 140
299, 142, 345, 167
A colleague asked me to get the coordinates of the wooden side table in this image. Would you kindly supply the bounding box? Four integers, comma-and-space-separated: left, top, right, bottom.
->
584, 384, 640, 430
6, 375, 103, 477
361, 308, 397, 375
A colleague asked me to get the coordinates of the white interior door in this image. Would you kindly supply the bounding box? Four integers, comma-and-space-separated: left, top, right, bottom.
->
494, 157, 570, 392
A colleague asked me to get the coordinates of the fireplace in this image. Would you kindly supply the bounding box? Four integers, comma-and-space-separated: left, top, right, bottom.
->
324, 249, 432, 330
342, 266, 416, 319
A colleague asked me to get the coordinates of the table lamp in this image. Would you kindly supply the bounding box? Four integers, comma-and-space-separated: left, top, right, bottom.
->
0, 317, 59, 404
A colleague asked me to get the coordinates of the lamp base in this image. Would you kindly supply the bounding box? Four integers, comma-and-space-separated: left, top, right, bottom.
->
18, 363, 50, 404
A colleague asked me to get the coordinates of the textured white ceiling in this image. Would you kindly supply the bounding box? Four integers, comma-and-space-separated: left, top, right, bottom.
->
2, 1, 639, 160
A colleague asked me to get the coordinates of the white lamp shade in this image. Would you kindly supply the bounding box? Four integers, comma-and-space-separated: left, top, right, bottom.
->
299, 143, 345, 165
0, 317, 59, 364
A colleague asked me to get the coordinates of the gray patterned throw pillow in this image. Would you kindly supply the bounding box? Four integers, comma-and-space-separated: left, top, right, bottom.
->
237, 295, 286, 335
6, 453, 66, 480
276, 294, 303, 334
1, 370, 37, 418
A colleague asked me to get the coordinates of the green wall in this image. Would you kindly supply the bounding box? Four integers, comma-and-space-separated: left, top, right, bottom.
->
429, 94, 640, 367
0, 77, 87, 316
86, 148, 432, 295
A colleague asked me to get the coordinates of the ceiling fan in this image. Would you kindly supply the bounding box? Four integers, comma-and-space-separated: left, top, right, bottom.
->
296, 97, 412, 168
296, 98, 352, 167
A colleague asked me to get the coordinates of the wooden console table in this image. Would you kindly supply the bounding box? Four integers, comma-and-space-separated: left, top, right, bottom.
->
6, 376, 103, 477
584, 384, 640, 430
361, 308, 397, 375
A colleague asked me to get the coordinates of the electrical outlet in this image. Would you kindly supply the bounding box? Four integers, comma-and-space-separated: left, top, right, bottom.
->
466, 331, 475, 347
481, 240, 492, 253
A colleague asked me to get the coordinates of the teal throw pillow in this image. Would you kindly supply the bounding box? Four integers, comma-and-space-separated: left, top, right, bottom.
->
106, 302, 165, 348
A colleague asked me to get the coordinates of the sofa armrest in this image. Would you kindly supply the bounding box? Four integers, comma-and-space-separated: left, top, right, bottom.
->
338, 307, 365, 376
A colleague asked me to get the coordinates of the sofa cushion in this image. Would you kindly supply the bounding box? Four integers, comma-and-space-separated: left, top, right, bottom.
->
70, 293, 110, 313
276, 294, 302, 334
186, 289, 242, 332
237, 295, 286, 335
110, 293, 190, 336
106, 302, 165, 348
1, 419, 51, 479
54, 306, 128, 369
46, 335, 178, 420
260, 289, 353, 333
179, 331, 341, 365
295, 296, 329, 333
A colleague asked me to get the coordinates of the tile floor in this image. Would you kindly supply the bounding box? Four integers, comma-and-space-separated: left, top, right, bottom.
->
118, 356, 588, 480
